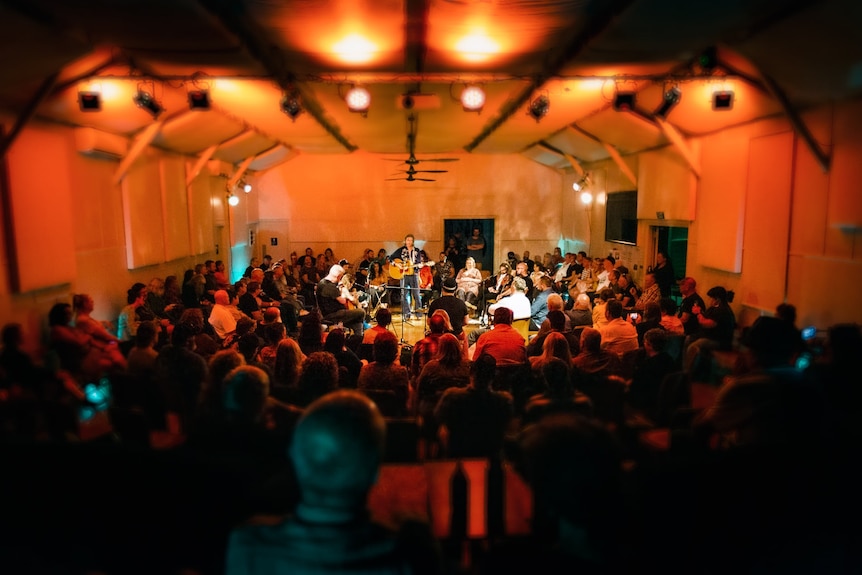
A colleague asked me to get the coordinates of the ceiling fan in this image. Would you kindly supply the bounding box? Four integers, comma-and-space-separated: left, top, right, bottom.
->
386, 114, 459, 178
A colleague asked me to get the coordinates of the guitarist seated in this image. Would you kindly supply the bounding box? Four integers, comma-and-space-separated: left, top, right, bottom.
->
388, 233, 431, 320
317, 265, 367, 336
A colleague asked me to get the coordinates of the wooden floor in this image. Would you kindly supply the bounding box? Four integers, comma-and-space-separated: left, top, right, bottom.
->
368, 302, 483, 346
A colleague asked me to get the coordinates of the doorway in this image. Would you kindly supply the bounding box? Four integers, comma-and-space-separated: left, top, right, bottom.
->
651, 225, 688, 302
444, 218, 494, 272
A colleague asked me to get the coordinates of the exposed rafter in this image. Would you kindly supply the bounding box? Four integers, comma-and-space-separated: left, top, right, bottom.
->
464, 0, 638, 152
196, 0, 357, 152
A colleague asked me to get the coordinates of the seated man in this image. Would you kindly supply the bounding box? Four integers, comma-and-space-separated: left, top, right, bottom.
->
208, 289, 237, 341
598, 300, 639, 356
488, 277, 531, 321
226, 390, 437, 573
435, 353, 514, 459
317, 265, 366, 336
572, 328, 623, 377
529, 276, 555, 331
472, 307, 527, 365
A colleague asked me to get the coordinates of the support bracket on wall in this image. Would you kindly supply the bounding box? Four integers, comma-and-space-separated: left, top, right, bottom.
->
186, 144, 219, 186
112, 120, 163, 186
655, 117, 701, 178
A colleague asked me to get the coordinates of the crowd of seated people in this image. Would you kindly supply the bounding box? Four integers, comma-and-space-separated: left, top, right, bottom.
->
1, 246, 861, 573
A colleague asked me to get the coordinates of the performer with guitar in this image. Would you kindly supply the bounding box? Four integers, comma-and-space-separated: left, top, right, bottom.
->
388, 234, 433, 320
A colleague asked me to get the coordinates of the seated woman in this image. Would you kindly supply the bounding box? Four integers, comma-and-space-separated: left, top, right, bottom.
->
683, 286, 736, 377
73, 293, 121, 349
455, 256, 482, 309
117, 283, 154, 355
357, 331, 409, 416
49, 302, 125, 380
413, 333, 470, 446
366, 260, 390, 310
214, 260, 231, 291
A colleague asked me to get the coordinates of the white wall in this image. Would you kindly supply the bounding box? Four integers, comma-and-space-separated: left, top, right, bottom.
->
3, 97, 862, 355
578, 100, 862, 330
253, 152, 567, 267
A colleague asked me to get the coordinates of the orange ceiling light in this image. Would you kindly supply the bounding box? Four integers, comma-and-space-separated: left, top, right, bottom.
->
332, 33, 378, 64
455, 32, 500, 62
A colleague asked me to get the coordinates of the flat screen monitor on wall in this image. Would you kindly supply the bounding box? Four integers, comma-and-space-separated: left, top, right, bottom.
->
605, 190, 638, 245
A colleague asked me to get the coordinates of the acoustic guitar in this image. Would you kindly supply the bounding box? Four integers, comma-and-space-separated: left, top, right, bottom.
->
389, 258, 434, 280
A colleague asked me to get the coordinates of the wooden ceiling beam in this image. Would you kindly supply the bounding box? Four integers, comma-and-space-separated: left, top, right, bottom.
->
196, 0, 356, 152
465, 0, 638, 152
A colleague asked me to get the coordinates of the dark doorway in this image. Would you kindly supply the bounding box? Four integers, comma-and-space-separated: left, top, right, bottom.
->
444, 219, 494, 272
652, 226, 688, 302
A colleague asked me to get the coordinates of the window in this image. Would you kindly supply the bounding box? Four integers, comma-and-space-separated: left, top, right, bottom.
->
605, 190, 638, 245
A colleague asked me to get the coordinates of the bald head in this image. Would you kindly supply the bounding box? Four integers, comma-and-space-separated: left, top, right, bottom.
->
326, 264, 345, 282
290, 390, 386, 503
214, 290, 230, 305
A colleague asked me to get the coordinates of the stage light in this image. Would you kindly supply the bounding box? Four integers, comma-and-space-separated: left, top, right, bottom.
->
580, 191, 594, 205
133, 90, 164, 119
613, 91, 636, 111
460, 85, 486, 112
227, 194, 240, 207
712, 90, 734, 110
527, 94, 549, 122
78, 91, 101, 112
345, 86, 371, 115
654, 86, 681, 119
188, 89, 211, 110
280, 91, 302, 121
239, 179, 252, 193
572, 173, 591, 193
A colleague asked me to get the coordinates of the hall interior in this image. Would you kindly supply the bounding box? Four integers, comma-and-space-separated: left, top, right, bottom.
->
1, 0, 861, 342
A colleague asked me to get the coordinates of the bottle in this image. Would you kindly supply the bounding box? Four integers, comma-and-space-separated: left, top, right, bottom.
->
450, 461, 468, 540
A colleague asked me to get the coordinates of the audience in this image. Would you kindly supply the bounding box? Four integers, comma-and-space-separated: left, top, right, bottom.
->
4, 255, 861, 574
435, 353, 514, 459
226, 390, 438, 574
598, 300, 639, 356
357, 331, 409, 415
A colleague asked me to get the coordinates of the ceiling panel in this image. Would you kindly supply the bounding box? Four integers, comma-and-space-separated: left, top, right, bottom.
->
0, 0, 858, 173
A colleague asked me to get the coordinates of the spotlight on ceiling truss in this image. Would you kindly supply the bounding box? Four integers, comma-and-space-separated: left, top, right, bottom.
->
280, 90, 302, 121
78, 91, 101, 112
654, 85, 681, 119
613, 91, 636, 111
572, 173, 591, 192
188, 89, 211, 110
527, 94, 550, 122
712, 90, 734, 110
345, 85, 371, 116
133, 90, 164, 119
460, 85, 486, 112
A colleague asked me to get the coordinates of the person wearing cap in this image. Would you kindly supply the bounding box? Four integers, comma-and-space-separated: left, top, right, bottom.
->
317, 264, 366, 336
428, 277, 469, 339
